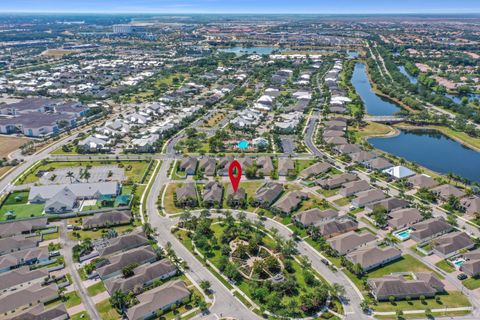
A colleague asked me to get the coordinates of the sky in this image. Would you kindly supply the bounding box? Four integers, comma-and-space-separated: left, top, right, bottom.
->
0, 0, 479, 14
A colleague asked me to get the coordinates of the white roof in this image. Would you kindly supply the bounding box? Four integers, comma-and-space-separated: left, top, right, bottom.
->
383, 166, 416, 179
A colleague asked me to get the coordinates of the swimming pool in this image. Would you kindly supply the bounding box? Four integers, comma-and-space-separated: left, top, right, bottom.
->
393, 228, 412, 241
452, 258, 466, 268
238, 140, 249, 149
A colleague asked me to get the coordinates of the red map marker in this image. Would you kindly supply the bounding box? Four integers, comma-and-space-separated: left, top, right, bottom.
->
228, 160, 242, 193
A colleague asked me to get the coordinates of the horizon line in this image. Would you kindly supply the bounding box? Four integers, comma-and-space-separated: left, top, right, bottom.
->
1, 11, 480, 15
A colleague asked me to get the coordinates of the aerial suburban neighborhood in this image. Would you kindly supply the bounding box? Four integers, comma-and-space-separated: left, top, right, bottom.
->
0, 2, 479, 320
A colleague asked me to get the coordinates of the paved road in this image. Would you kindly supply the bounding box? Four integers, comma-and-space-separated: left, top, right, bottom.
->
146, 159, 262, 320
60, 220, 101, 319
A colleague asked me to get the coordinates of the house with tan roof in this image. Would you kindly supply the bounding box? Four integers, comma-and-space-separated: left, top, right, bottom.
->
460, 196, 480, 215
387, 208, 423, 229
0, 266, 47, 295
7, 303, 68, 320
202, 182, 223, 208
368, 272, 444, 301
97, 245, 156, 280
252, 182, 283, 208
407, 174, 439, 189
339, 180, 370, 197
431, 184, 466, 201
346, 247, 402, 271
316, 217, 358, 238
82, 210, 132, 230
98, 231, 149, 257
175, 183, 198, 208
327, 231, 376, 255
316, 172, 357, 189
0, 218, 47, 238
278, 158, 295, 176
351, 189, 385, 208
0, 283, 59, 316
431, 231, 474, 258
293, 208, 338, 226
410, 218, 453, 244
299, 162, 332, 178
271, 191, 308, 215
126, 280, 190, 320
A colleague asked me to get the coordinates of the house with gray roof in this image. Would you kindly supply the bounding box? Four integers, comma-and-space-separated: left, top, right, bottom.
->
351, 189, 386, 208
257, 156, 274, 176
299, 162, 332, 178
271, 191, 308, 215
98, 231, 149, 257
366, 198, 409, 213
82, 210, 132, 229
407, 174, 439, 189
216, 156, 234, 176
97, 245, 156, 280
175, 183, 198, 208
317, 217, 358, 238
0, 283, 58, 315
0, 218, 47, 238
316, 173, 357, 189
350, 151, 378, 163
364, 157, 393, 171
198, 157, 216, 176
226, 185, 247, 208
368, 272, 444, 301
0, 266, 47, 295
179, 157, 198, 176
105, 259, 177, 295
252, 182, 283, 208
431, 231, 474, 258
293, 208, 338, 226
410, 218, 452, 244
0, 247, 50, 273
278, 158, 295, 176
203, 182, 223, 208
431, 184, 466, 201
334, 143, 361, 155
7, 303, 68, 320
347, 247, 402, 272
327, 231, 376, 255
339, 180, 371, 197
0, 236, 39, 256
460, 249, 480, 276
126, 280, 190, 320
460, 196, 480, 215
387, 208, 423, 229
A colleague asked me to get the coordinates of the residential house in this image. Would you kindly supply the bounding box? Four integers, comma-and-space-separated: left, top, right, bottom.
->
460, 197, 480, 215
293, 208, 338, 226
0, 266, 47, 295
364, 157, 393, 171
366, 198, 409, 213
278, 158, 295, 176
226, 185, 246, 208
175, 183, 198, 208
0, 218, 47, 238
98, 231, 149, 257
334, 144, 361, 155
0, 247, 50, 273
299, 162, 332, 178
351, 189, 386, 208
105, 259, 177, 295
431, 231, 474, 258
346, 247, 402, 272
407, 174, 439, 189
431, 185, 466, 201
77, 136, 110, 153
203, 182, 223, 208
126, 280, 190, 320
0, 283, 59, 316
387, 208, 423, 229
97, 246, 156, 280
198, 157, 216, 176
339, 180, 371, 197
410, 218, 452, 244
256, 156, 274, 176
82, 210, 132, 229
7, 303, 68, 320
368, 273, 444, 301
179, 157, 198, 176
271, 191, 308, 215
460, 249, 480, 276
252, 182, 283, 208
0, 236, 38, 255
316, 217, 358, 238
316, 173, 357, 189
327, 231, 376, 255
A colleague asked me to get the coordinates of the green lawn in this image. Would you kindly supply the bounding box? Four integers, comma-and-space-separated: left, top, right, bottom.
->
375, 310, 471, 320
87, 281, 106, 296
463, 276, 480, 290
318, 188, 338, 198
3, 191, 29, 205
0, 203, 44, 220
334, 197, 350, 206
373, 291, 470, 312
64, 291, 82, 308
17, 160, 150, 185
96, 299, 121, 320
71, 311, 91, 320
162, 183, 186, 214
68, 223, 137, 241
435, 260, 455, 273
368, 255, 438, 278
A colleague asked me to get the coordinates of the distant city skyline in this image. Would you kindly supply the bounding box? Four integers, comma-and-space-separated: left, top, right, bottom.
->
0, 0, 479, 14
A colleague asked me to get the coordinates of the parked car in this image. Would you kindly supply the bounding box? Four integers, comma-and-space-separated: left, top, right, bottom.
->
457, 273, 468, 280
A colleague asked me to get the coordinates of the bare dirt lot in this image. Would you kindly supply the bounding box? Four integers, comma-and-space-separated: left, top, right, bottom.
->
0, 136, 30, 158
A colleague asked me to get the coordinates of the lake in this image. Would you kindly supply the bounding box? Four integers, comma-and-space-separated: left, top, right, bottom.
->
351, 63, 402, 116
369, 129, 480, 182
398, 66, 418, 84
217, 47, 283, 55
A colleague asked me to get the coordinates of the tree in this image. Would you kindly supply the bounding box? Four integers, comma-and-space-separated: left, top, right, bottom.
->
389, 295, 396, 304
199, 280, 211, 293
110, 290, 129, 312
66, 171, 74, 183
332, 283, 346, 298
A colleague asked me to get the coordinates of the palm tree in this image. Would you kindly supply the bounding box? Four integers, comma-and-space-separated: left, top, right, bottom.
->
332, 283, 346, 298
66, 171, 74, 184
